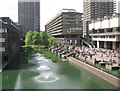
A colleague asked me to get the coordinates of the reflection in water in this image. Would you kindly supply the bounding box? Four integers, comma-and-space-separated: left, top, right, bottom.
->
2, 51, 20, 89
15, 74, 21, 89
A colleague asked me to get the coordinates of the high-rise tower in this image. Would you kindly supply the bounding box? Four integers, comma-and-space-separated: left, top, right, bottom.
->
18, 0, 40, 38
117, 0, 120, 13
83, 0, 116, 41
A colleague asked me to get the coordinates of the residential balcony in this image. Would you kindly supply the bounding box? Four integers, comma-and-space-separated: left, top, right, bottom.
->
90, 28, 120, 36
90, 31, 120, 36
92, 36, 120, 42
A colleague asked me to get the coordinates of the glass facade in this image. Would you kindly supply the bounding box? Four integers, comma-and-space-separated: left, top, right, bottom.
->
0, 47, 5, 52
0, 28, 7, 33
0, 38, 5, 42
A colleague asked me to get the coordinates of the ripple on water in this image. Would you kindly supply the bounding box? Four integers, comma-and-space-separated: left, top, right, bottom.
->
31, 53, 41, 56
34, 75, 59, 83
28, 60, 38, 64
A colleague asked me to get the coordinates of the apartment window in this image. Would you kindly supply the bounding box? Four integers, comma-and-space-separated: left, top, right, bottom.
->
0, 28, 4, 33
93, 36, 97, 38
109, 36, 115, 39
0, 38, 5, 42
100, 36, 105, 38
0, 28, 7, 33
0, 47, 5, 52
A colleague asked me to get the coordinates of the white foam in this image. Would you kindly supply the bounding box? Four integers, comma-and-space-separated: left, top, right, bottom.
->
34, 75, 59, 83
37, 65, 50, 71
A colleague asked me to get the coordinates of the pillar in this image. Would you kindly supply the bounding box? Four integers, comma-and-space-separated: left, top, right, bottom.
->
112, 42, 116, 50
104, 41, 107, 49
97, 40, 99, 48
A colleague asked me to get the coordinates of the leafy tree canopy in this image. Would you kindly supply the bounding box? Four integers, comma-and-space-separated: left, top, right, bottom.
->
25, 31, 57, 47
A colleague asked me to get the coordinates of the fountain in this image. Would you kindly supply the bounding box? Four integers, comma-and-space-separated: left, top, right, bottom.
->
34, 73, 59, 83
37, 65, 50, 71
28, 53, 50, 64
31, 53, 41, 57
31, 53, 59, 83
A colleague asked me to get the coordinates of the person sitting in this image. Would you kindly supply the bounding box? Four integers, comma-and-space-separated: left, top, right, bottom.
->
101, 58, 104, 62
90, 54, 92, 59
113, 60, 116, 64
94, 51, 96, 55
94, 58, 97, 62
85, 56, 87, 61
113, 53, 116, 57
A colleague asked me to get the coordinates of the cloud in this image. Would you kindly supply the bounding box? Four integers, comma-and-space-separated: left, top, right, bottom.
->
0, 0, 83, 30
0, 0, 18, 22
41, 0, 83, 30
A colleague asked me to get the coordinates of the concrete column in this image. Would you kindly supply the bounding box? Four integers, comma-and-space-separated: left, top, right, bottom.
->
112, 42, 116, 50
104, 41, 107, 49
97, 40, 99, 48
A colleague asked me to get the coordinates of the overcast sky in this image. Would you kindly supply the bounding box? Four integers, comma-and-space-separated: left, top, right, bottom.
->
0, 0, 83, 31
0, 0, 119, 31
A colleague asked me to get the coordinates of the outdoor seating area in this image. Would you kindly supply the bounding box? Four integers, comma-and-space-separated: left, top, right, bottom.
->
49, 45, 120, 71
77, 47, 120, 70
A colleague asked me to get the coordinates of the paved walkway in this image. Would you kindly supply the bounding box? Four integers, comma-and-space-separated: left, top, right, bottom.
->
75, 47, 120, 70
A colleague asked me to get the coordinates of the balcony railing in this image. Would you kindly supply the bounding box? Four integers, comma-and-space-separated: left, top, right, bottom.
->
90, 29, 120, 34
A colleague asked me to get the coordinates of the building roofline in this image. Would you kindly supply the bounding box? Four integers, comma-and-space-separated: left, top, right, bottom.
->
90, 13, 120, 23
46, 9, 82, 25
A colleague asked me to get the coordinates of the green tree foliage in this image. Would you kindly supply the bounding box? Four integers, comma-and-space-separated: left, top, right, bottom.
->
32, 32, 41, 45
48, 36, 57, 47
25, 31, 34, 45
25, 31, 56, 47
40, 32, 49, 46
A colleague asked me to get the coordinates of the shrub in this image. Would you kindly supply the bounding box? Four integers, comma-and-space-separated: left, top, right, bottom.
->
40, 50, 58, 62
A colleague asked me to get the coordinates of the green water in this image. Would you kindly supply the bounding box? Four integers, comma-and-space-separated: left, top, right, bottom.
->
2, 53, 119, 89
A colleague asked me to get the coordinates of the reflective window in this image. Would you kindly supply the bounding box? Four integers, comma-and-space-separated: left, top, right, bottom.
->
0, 47, 5, 52
0, 28, 4, 33
0, 28, 7, 33
0, 38, 5, 42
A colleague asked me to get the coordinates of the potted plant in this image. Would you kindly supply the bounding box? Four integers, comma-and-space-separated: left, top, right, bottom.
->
92, 28, 97, 33
115, 26, 120, 32
98, 28, 103, 33
106, 28, 112, 32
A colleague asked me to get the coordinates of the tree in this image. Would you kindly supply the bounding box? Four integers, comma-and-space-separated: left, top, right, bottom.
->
32, 32, 41, 45
49, 36, 57, 47
40, 32, 49, 46
25, 31, 57, 47
25, 31, 34, 45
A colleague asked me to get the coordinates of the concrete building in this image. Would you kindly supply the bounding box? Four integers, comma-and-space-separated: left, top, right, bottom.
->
89, 13, 120, 50
83, 0, 116, 40
118, 1, 120, 13
0, 17, 20, 69
18, 0, 40, 38
45, 9, 83, 46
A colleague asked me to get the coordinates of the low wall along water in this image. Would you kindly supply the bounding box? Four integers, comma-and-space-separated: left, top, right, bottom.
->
69, 57, 120, 87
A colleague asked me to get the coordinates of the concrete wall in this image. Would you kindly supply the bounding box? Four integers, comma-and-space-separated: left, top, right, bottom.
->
89, 17, 120, 30
69, 57, 120, 87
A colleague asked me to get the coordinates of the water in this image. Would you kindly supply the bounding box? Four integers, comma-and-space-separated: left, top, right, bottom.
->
2, 52, 119, 89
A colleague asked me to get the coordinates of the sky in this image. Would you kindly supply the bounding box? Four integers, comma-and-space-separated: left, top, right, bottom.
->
0, 0, 83, 31
0, 0, 119, 31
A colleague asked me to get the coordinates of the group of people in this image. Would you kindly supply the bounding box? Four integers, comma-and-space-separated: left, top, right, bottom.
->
74, 46, 120, 66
